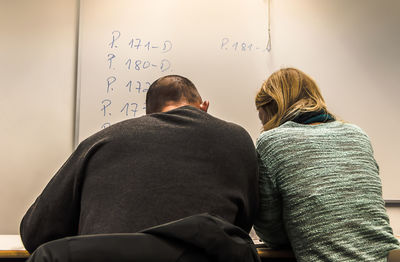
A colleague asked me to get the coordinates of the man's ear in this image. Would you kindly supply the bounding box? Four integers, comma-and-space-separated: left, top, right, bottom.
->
199, 100, 209, 112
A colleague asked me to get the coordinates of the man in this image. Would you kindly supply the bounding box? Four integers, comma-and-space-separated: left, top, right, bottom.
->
20, 75, 259, 253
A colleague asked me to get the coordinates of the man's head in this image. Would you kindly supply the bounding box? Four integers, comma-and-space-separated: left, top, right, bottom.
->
146, 75, 209, 114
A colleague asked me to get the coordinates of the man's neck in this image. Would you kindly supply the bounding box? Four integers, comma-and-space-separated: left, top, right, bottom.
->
161, 103, 194, 113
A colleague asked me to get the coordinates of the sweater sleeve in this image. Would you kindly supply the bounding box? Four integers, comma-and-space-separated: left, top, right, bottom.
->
20, 138, 105, 253
254, 151, 290, 248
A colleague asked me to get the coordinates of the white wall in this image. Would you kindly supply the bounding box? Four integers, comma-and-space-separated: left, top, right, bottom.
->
267, 0, 400, 234
0, 0, 398, 236
387, 208, 400, 237
0, 0, 77, 233
268, 0, 400, 200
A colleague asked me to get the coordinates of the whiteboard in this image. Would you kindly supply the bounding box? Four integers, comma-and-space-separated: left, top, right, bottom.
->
76, 0, 400, 199
76, 0, 269, 144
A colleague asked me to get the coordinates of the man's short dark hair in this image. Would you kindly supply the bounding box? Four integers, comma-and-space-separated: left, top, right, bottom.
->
146, 75, 202, 114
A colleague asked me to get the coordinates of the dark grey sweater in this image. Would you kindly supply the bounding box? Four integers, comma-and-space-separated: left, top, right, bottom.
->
20, 106, 259, 253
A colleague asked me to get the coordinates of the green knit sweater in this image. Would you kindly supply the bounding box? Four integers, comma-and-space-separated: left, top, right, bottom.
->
254, 121, 399, 262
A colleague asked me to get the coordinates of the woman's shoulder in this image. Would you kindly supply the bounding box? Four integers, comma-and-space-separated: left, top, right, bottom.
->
255, 123, 301, 151
328, 121, 371, 141
256, 121, 370, 148
256, 126, 286, 146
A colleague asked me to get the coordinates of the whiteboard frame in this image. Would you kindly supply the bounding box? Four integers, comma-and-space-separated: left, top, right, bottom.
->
74, 0, 82, 148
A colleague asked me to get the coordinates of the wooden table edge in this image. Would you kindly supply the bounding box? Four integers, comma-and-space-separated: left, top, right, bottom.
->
257, 248, 295, 258
0, 250, 29, 258
0, 248, 295, 259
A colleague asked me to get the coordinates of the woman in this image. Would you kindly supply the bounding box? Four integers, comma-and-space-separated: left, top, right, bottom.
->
254, 68, 399, 261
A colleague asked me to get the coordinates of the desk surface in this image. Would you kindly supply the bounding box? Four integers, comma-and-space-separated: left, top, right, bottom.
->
0, 235, 27, 259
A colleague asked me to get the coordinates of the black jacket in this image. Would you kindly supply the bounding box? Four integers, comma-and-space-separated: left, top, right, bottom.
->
21, 106, 259, 253
27, 213, 261, 262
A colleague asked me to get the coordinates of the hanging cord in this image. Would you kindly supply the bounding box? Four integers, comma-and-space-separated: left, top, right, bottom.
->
266, 0, 272, 52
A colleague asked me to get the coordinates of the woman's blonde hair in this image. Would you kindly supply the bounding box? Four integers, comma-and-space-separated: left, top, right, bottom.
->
255, 68, 334, 131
